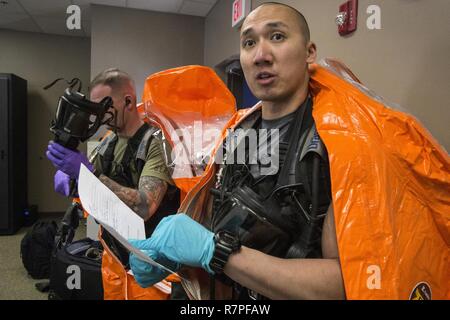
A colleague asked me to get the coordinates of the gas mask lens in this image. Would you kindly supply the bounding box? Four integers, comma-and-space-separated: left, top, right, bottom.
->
63, 107, 89, 136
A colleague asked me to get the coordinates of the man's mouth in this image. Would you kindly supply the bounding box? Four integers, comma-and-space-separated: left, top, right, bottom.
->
255, 72, 276, 85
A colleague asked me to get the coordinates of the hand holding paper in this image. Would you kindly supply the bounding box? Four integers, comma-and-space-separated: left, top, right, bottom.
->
128, 214, 215, 287
128, 247, 180, 288
77, 164, 178, 275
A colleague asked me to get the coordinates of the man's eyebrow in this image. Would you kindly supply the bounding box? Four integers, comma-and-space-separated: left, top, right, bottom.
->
266, 21, 289, 29
241, 27, 253, 38
241, 21, 289, 37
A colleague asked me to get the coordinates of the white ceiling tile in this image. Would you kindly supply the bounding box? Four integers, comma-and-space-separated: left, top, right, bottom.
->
0, 0, 25, 14
0, 1, 41, 32
70, 2, 91, 21
73, 0, 126, 8
18, 0, 71, 15
179, 0, 213, 17
0, 12, 29, 25
127, 0, 180, 13
0, 17, 41, 33
2, 0, 213, 37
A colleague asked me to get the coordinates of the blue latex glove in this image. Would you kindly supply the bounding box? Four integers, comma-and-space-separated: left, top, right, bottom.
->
129, 214, 215, 288
129, 249, 180, 288
46, 141, 93, 180
54, 170, 71, 196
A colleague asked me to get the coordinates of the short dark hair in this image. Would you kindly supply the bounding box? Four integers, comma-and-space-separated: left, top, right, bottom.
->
257, 2, 310, 43
90, 68, 134, 93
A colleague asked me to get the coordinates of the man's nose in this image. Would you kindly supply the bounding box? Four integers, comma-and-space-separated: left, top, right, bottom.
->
253, 40, 273, 66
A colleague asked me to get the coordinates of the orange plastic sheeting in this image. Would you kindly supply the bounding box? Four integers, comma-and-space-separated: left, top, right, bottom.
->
179, 59, 449, 300
99, 228, 179, 300
98, 66, 235, 300
309, 60, 450, 299
141, 65, 236, 194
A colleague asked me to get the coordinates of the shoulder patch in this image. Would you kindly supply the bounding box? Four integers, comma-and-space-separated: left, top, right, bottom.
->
299, 125, 327, 162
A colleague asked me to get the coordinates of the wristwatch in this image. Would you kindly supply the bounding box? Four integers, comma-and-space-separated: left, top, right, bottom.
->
209, 230, 241, 274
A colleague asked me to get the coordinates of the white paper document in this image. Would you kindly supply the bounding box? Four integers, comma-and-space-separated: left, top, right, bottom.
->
78, 164, 145, 240
78, 164, 177, 275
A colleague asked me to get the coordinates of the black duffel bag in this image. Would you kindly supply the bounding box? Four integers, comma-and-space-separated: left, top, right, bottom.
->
49, 237, 103, 300
20, 221, 58, 279
48, 202, 104, 300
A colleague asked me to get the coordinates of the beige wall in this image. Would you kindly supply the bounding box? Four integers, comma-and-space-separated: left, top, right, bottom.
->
0, 5, 204, 213
205, 0, 450, 151
205, 0, 240, 69
0, 29, 91, 213
91, 5, 205, 100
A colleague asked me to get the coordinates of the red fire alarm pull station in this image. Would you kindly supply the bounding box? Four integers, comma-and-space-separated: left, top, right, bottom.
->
336, 0, 358, 36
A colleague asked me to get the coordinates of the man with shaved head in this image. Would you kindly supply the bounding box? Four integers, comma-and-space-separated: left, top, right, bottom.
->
240, 2, 316, 119
129, 2, 345, 300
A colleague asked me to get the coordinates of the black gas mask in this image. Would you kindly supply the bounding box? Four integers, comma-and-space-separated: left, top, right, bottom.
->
45, 78, 115, 150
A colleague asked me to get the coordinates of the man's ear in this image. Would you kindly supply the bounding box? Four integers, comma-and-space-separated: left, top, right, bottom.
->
306, 41, 317, 64
124, 95, 133, 109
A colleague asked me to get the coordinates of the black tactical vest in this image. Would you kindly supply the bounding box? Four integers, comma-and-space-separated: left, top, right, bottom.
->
210, 97, 332, 299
